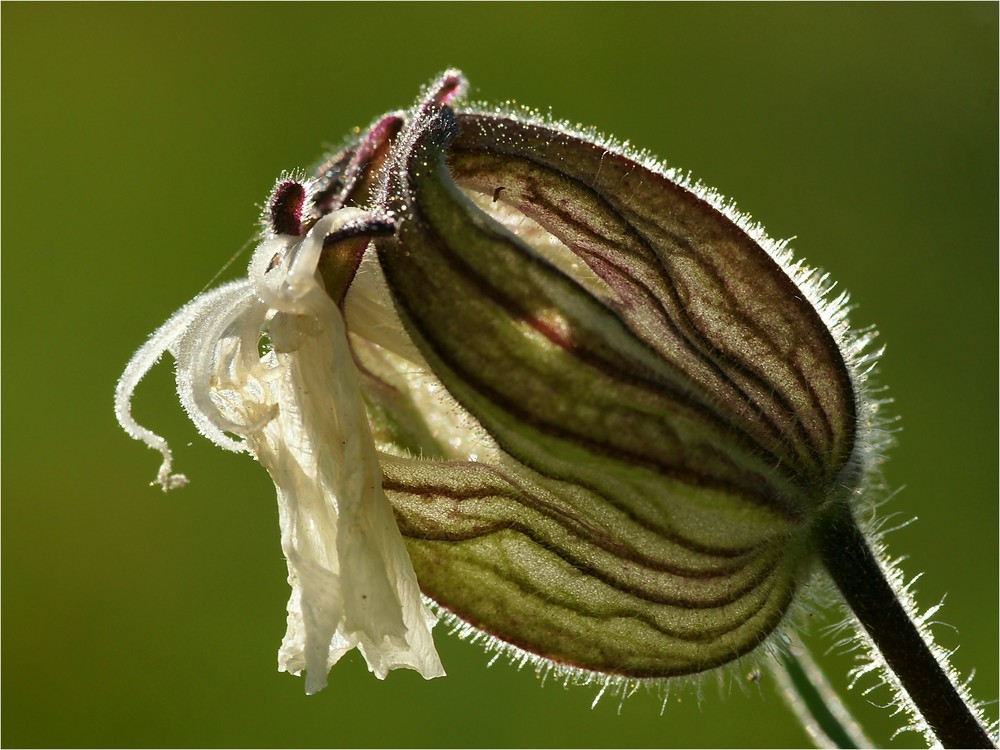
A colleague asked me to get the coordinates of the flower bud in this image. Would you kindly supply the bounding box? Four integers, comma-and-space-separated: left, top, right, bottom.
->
117, 70, 884, 694
366, 75, 877, 680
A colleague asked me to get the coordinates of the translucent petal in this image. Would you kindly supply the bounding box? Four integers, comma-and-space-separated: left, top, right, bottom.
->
115, 278, 255, 489
117, 206, 445, 692
236, 278, 444, 692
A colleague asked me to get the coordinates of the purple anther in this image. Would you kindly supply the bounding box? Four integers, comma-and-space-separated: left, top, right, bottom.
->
268, 180, 307, 236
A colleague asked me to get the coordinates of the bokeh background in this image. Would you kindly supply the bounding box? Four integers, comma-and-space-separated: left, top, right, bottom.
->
3, 4, 997, 748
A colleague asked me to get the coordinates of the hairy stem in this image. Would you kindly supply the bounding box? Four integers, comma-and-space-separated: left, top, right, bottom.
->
815, 500, 994, 749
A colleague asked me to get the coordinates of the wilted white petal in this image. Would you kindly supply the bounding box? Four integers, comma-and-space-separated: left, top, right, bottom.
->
251, 284, 444, 691
235, 263, 443, 692
171, 280, 265, 453
224, 210, 445, 692
115, 278, 255, 490
117, 206, 445, 692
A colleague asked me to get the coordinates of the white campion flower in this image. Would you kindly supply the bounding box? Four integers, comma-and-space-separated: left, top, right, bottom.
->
115, 71, 995, 748
114, 199, 445, 694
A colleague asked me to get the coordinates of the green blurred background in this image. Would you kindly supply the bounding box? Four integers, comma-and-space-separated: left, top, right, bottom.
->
3, 4, 996, 748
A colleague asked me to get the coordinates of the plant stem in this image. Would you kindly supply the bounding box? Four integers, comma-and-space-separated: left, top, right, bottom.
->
772, 632, 873, 748
815, 500, 995, 749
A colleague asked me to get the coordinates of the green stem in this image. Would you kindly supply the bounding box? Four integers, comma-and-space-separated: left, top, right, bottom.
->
772, 632, 873, 748
815, 500, 995, 749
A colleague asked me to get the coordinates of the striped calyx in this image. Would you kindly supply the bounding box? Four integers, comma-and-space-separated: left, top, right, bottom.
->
358, 78, 861, 680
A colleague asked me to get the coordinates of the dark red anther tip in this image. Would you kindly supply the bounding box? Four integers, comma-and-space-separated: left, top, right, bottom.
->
269, 180, 307, 236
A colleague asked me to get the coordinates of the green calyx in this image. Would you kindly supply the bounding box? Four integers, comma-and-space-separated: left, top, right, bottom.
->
322, 80, 863, 679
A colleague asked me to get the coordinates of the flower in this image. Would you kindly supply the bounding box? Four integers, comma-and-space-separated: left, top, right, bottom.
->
114, 158, 446, 693
116, 70, 886, 694
367, 76, 886, 683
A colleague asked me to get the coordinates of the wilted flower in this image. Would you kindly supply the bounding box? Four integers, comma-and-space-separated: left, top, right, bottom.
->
115, 68, 879, 691
114, 134, 447, 694
115, 70, 994, 748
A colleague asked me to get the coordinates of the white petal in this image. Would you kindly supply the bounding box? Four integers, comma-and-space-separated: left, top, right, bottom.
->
115, 279, 255, 490
235, 210, 445, 691
247, 281, 444, 692
171, 280, 265, 453
118, 207, 444, 691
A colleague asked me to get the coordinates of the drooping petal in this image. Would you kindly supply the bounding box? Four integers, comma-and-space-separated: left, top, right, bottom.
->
114, 278, 258, 490
117, 201, 445, 692
171, 281, 269, 452
244, 280, 444, 691
238, 210, 443, 692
